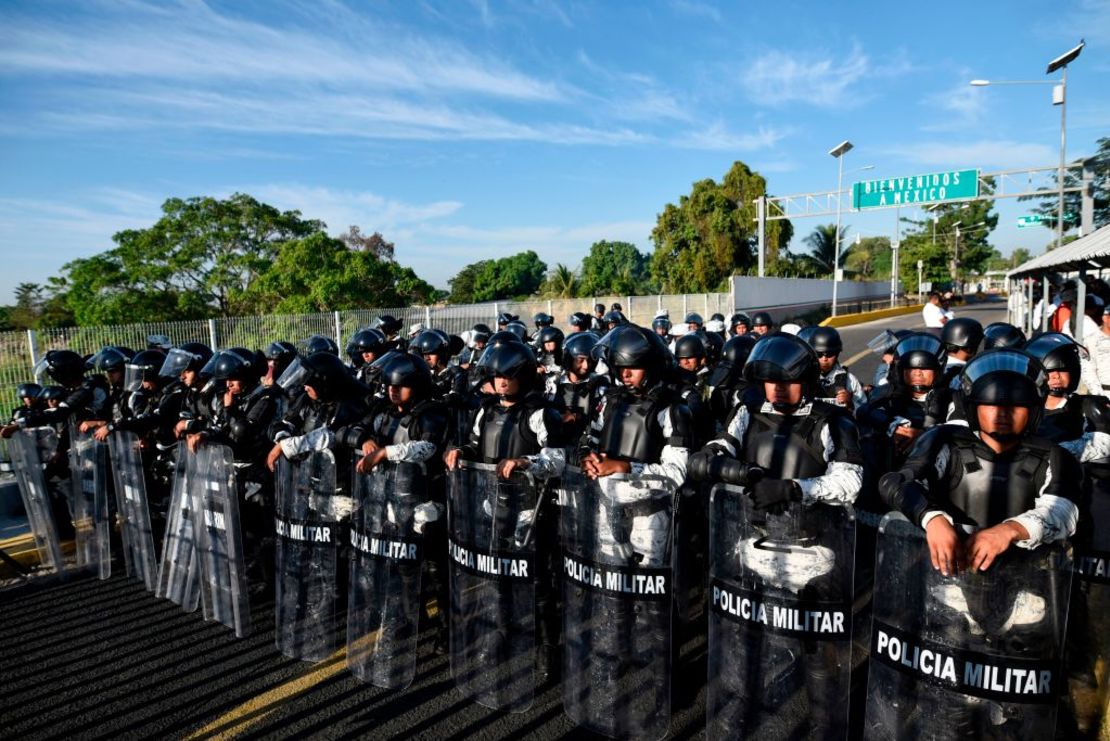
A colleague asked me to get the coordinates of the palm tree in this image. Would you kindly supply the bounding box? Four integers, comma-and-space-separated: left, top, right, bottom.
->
802, 224, 850, 275
544, 264, 579, 298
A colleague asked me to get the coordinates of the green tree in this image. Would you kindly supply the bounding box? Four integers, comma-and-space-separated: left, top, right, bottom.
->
578, 240, 654, 296
245, 232, 437, 312
844, 236, 892, 280
447, 251, 547, 303
542, 264, 579, 298
896, 191, 999, 291
801, 224, 851, 275
53, 193, 323, 324
9, 282, 44, 329
1020, 135, 1110, 235
650, 162, 792, 292
340, 225, 395, 260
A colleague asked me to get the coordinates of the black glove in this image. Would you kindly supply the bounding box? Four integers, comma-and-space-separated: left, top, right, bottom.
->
749, 478, 801, 511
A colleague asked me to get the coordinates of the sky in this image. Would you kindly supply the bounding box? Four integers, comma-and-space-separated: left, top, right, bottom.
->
1, 0, 1108, 303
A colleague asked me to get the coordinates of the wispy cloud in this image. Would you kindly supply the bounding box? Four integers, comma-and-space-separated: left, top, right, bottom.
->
678, 122, 788, 151
919, 77, 988, 133
739, 43, 873, 108
238, 184, 463, 234
883, 140, 1057, 169
669, 0, 723, 23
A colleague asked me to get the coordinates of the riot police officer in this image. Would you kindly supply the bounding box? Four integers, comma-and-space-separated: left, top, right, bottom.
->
750, 311, 773, 336
940, 317, 983, 388
802, 326, 866, 411
545, 332, 605, 459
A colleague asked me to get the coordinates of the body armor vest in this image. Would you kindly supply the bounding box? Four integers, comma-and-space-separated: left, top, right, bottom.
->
740, 404, 830, 479
1037, 399, 1086, 444
596, 390, 666, 463
819, 369, 849, 398
372, 408, 413, 446
478, 401, 540, 463
946, 432, 1050, 529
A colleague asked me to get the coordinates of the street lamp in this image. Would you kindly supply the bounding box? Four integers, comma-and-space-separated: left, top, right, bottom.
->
970, 40, 1084, 254
829, 140, 853, 317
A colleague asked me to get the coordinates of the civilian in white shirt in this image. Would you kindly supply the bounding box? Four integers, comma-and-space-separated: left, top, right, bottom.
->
921, 292, 948, 328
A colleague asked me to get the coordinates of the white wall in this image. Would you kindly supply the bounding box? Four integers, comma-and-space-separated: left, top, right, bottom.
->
730, 275, 899, 319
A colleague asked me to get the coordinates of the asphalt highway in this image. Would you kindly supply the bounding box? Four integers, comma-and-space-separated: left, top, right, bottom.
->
0, 300, 1010, 740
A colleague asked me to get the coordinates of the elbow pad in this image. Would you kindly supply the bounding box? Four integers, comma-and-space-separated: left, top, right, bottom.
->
879, 472, 930, 524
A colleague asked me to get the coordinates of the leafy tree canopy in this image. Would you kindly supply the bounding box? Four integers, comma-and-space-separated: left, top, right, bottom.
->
447, 251, 547, 303
578, 240, 654, 296
650, 161, 792, 292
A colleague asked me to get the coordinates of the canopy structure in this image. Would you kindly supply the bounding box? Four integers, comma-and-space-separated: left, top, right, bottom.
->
1008, 223, 1110, 278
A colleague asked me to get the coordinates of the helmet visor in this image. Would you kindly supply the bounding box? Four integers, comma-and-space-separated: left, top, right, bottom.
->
275, 356, 309, 392
123, 364, 146, 392
159, 348, 194, 379
32, 357, 50, 382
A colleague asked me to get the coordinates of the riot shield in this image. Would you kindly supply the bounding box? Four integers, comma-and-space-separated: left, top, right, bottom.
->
10, 427, 64, 572
69, 426, 111, 579
863, 514, 1072, 739
108, 430, 158, 591
561, 466, 676, 741
347, 460, 427, 689
192, 444, 251, 637
155, 445, 200, 610
274, 449, 339, 662
706, 484, 856, 741
1067, 475, 1109, 738
448, 461, 538, 713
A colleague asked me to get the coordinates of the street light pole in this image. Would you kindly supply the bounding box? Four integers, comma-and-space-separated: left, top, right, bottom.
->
970, 40, 1083, 255
829, 140, 853, 317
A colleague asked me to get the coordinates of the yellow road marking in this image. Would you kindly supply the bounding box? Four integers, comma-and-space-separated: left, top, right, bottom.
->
841, 347, 872, 368
184, 644, 352, 740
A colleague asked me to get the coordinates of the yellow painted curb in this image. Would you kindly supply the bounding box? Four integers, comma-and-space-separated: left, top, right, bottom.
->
820, 304, 923, 328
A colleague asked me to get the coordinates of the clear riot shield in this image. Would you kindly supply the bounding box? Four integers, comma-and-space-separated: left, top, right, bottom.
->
448, 461, 538, 713
706, 484, 856, 741
1066, 476, 1110, 737
10, 427, 64, 572
108, 430, 158, 591
863, 514, 1072, 740
69, 426, 111, 579
561, 466, 676, 741
155, 445, 200, 610
347, 460, 427, 689
192, 444, 251, 637
274, 450, 339, 662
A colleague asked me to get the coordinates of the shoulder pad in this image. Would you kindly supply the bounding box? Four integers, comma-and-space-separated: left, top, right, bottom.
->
1080, 394, 1110, 432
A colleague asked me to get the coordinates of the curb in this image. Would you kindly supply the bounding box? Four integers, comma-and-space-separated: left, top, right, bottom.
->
820, 304, 923, 328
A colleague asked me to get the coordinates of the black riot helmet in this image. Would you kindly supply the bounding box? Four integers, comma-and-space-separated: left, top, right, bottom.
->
941, 317, 984, 355
796, 326, 817, 345
346, 328, 387, 367
720, 334, 757, 367
674, 333, 707, 360
596, 324, 672, 390
751, 312, 773, 329
960, 350, 1046, 436
210, 349, 261, 389
603, 310, 627, 328
729, 312, 752, 336
806, 326, 844, 356
17, 383, 42, 401
476, 341, 538, 396
88, 346, 130, 374
533, 312, 554, 329
568, 312, 592, 332
302, 334, 339, 357
651, 315, 672, 335
889, 333, 947, 394
124, 349, 167, 392
562, 332, 600, 375
743, 332, 821, 400
301, 351, 363, 402
594, 303, 606, 315
34, 349, 88, 386
373, 315, 403, 337
683, 312, 704, 328
982, 322, 1027, 350
263, 340, 298, 379
40, 385, 66, 403
503, 320, 529, 342
536, 326, 565, 364
497, 312, 516, 328
409, 329, 451, 364
159, 343, 213, 380
702, 331, 724, 364
1023, 332, 1083, 395
485, 330, 524, 351
370, 350, 432, 397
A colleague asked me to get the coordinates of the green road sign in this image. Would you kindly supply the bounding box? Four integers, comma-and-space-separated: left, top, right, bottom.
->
852, 169, 979, 209
1017, 215, 1045, 228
